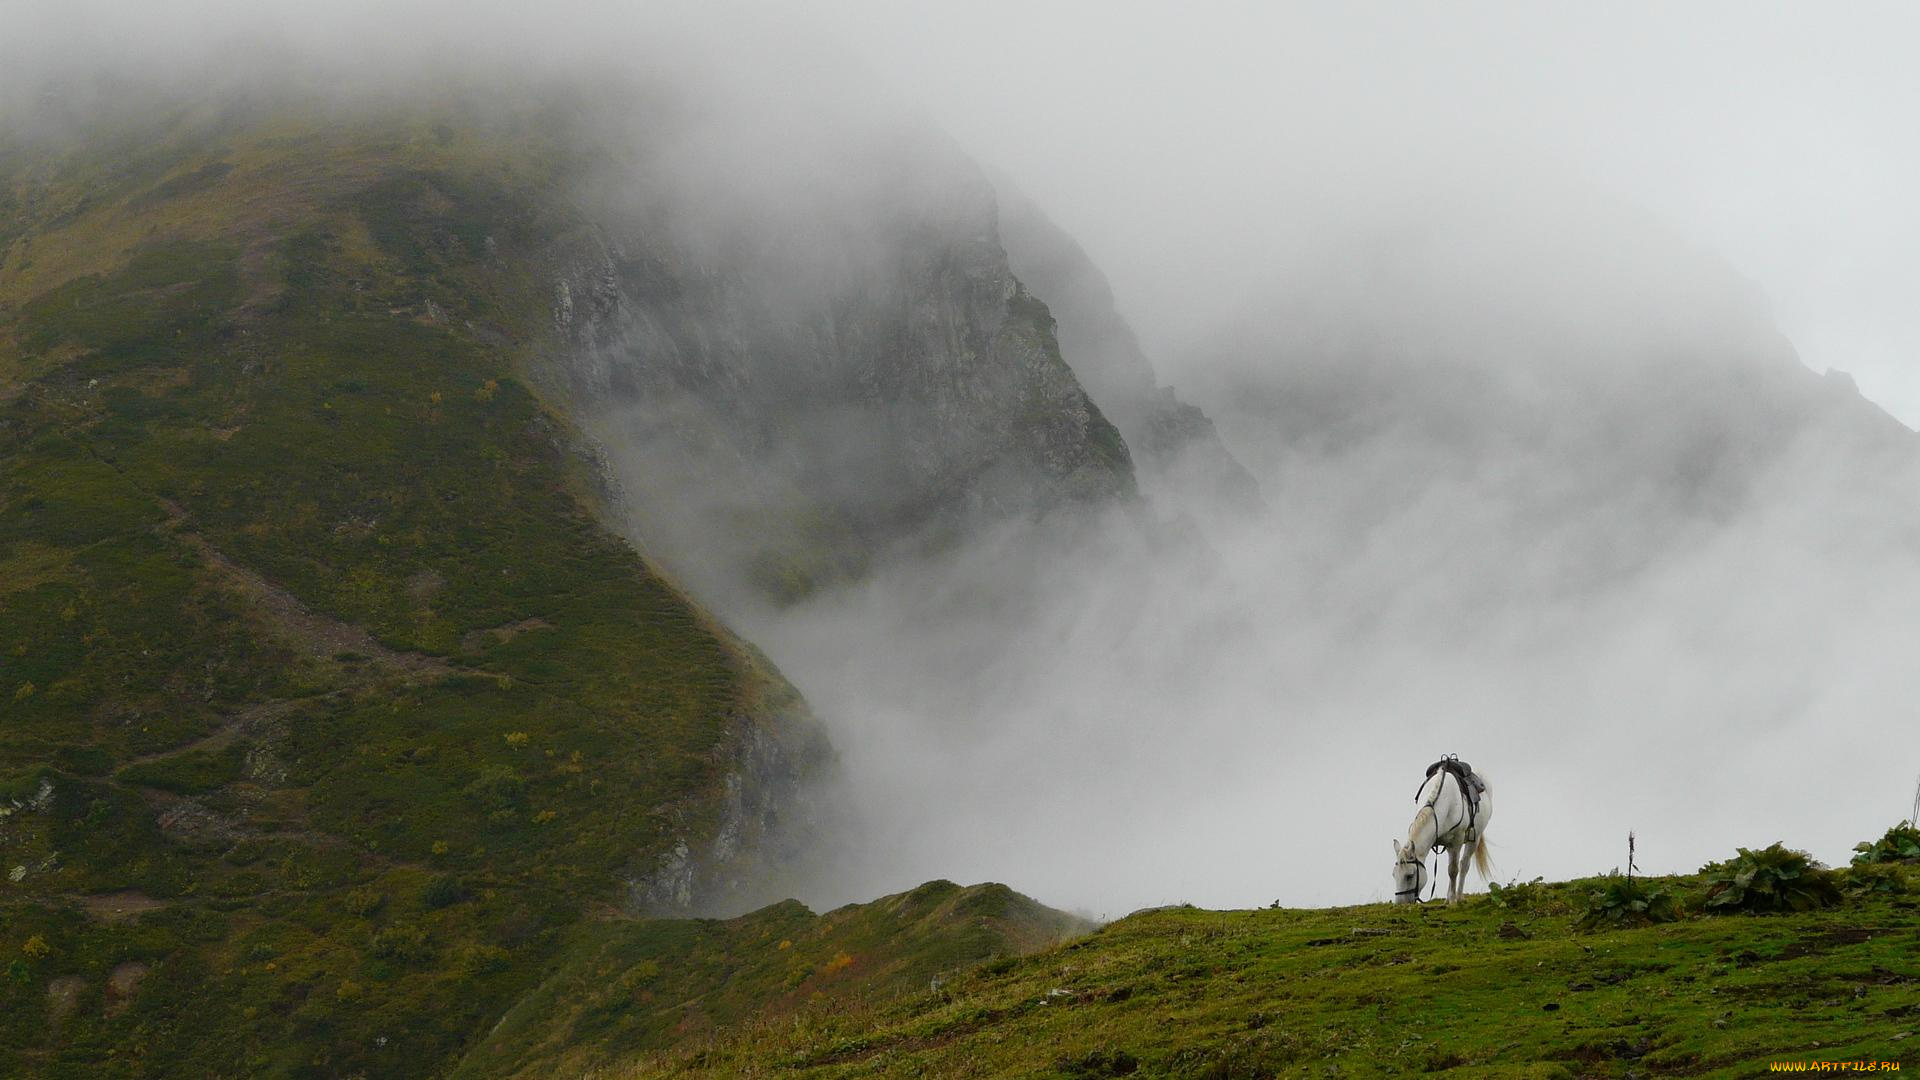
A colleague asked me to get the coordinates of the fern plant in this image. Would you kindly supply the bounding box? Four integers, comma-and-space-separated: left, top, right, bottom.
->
1851, 821, 1920, 865
1701, 843, 1841, 913
1577, 874, 1679, 929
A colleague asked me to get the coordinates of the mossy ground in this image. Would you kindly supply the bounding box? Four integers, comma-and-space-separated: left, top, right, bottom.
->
609, 871, 1920, 1079
0, 91, 788, 1078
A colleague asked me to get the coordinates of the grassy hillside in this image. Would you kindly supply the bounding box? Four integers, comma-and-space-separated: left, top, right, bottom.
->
0, 90, 825, 1077
456, 880, 1091, 1079
607, 863, 1920, 1078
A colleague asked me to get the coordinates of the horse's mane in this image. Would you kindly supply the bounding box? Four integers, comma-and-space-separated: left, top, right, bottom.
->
1404, 802, 1438, 851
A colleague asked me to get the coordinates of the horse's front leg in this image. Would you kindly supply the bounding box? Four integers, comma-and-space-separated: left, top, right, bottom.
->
1445, 846, 1461, 905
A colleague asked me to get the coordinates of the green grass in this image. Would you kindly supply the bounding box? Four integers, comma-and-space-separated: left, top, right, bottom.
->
608, 870, 1920, 1079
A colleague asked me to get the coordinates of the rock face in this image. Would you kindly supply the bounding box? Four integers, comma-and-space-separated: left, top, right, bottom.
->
628, 639, 839, 916
996, 186, 1261, 511
536, 125, 1136, 608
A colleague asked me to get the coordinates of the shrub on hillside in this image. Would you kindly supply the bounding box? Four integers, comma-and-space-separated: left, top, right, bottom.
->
370, 923, 435, 966
1487, 876, 1573, 915
420, 873, 469, 909
1576, 874, 1680, 929
1701, 843, 1840, 913
1851, 821, 1920, 865
1842, 861, 1914, 897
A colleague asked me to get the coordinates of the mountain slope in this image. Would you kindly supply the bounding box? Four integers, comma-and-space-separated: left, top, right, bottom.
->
0, 89, 833, 1077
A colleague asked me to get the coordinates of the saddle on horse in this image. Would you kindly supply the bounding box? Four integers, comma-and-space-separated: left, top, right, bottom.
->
1420, 754, 1486, 833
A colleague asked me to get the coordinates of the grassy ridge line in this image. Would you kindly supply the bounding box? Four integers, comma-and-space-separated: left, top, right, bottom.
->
0, 95, 814, 1077
454, 881, 1092, 1079
608, 873, 1920, 1079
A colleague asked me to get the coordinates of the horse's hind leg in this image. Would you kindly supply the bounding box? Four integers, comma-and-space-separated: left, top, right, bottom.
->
1445, 846, 1461, 905
1456, 840, 1476, 903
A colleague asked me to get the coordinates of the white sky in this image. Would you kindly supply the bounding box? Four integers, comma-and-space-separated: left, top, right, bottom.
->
810, 1, 1920, 426
12, 2, 1914, 416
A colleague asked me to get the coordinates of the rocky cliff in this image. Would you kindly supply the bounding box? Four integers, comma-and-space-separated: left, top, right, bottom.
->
997, 185, 1260, 511
538, 119, 1137, 609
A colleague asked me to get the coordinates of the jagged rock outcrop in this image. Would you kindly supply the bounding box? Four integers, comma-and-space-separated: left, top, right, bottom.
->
996, 185, 1261, 511
534, 126, 1136, 608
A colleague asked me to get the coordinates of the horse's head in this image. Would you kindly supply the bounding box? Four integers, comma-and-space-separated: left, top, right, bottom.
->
1391, 840, 1426, 904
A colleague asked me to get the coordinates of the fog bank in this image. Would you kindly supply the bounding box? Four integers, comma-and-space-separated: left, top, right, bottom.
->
10, 1, 1920, 917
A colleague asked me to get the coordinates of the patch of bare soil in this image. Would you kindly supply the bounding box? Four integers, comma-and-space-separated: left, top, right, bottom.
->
46, 976, 87, 1029
104, 961, 148, 1017
184, 533, 447, 676
76, 891, 168, 923
151, 794, 245, 846
143, 497, 448, 679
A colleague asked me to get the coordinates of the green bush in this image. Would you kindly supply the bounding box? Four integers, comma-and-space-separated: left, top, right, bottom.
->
371, 923, 435, 966
1852, 821, 1920, 865
1842, 861, 1914, 897
421, 874, 469, 909
345, 887, 388, 917
1487, 876, 1549, 913
462, 765, 526, 813
1702, 843, 1841, 913
1577, 874, 1680, 929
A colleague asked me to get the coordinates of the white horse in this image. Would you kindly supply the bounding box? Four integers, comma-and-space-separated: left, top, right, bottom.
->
1392, 762, 1493, 905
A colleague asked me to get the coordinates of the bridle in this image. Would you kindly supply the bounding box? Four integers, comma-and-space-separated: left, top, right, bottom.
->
1393, 856, 1427, 901
1394, 852, 1441, 902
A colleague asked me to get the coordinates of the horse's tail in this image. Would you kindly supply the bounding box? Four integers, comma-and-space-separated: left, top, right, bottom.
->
1471, 772, 1492, 880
